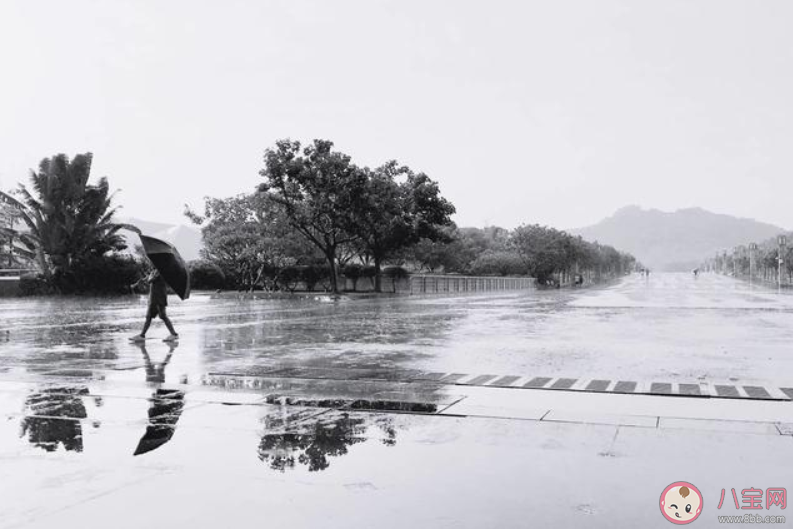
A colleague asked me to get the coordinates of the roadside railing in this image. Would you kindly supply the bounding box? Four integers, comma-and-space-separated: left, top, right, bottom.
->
0, 268, 35, 278
342, 273, 535, 294
0, 269, 34, 297
406, 274, 535, 294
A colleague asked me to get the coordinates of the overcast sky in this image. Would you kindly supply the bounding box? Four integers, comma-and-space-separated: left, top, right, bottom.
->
1, 0, 792, 230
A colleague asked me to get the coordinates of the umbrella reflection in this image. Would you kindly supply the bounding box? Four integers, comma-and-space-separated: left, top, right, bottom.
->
19, 387, 89, 453
133, 342, 185, 456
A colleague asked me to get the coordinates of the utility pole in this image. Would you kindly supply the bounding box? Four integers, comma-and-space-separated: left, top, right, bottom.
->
778, 235, 787, 293
749, 243, 757, 289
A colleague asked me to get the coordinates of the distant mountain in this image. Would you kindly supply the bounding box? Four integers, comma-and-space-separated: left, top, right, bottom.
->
119, 217, 203, 261
570, 206, 785, 271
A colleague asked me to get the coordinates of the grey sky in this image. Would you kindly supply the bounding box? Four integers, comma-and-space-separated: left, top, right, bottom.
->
1, 1, 791, 230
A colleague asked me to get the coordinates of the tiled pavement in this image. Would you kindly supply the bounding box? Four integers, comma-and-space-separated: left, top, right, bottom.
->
210, 366, 793, 402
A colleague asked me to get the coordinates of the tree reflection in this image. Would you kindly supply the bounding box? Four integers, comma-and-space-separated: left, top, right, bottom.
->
19, 387, 89, 452
257, 413, 396, 472
378, 418, 397, 447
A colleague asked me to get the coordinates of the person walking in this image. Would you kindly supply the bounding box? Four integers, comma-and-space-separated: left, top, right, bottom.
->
130, 269, 179, 342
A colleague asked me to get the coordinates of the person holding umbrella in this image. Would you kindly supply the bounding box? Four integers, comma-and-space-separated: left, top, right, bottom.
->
130, 268, 179, 342
121, 230, 189, 342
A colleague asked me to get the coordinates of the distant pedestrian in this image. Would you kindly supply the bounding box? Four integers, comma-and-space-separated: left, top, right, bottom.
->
130, 270, 179, 342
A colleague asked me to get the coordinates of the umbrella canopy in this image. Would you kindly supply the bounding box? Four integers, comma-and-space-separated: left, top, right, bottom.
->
139, 234, 191, 300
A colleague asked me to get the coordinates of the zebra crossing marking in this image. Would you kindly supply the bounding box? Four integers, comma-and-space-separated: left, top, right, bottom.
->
409, 371, 789, 401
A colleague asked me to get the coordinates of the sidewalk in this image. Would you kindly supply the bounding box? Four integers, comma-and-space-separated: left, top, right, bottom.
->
2, 370, 792, 529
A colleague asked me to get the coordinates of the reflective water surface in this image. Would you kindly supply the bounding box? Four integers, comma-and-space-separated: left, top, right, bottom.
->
3, 274, 793, 527
3, 273, 793, 384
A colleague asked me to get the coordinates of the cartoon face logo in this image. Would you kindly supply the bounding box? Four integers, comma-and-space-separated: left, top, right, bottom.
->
660, 482, 703, 524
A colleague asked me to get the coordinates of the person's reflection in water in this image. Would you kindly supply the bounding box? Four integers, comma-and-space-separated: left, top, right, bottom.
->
20, 387, 89, 453
139, 341, 177, 384
133, 342, 185, 456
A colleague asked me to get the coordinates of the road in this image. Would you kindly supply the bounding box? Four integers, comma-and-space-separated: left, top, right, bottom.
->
1, 273, 793, 528
3, 271, 793, 386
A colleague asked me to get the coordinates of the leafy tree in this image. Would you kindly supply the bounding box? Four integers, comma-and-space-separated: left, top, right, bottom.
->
188, 259, 226, 290
410, 226, 511, 275
16, 153, 125, 277
259, 140, 368, 293
342, 263, 364, 291
469, 251, 526, 276
410, 231, 466, 273
510, 224, 568, 282
186, 193, 319, 290
352, 161, 455, 291
509, 225, 633, 284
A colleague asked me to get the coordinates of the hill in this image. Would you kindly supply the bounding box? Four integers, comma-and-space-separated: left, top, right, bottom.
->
570, 206, 785, 271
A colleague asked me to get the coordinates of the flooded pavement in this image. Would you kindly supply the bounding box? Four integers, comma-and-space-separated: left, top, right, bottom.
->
3, 273, 793, 527
1, 376, 792, 528
3, 272, 793, 385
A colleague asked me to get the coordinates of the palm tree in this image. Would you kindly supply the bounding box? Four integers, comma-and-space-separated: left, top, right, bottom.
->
16, 153, 125, 276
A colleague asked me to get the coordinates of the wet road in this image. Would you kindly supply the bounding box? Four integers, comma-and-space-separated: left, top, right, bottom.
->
3, 273, 793, 528
2, 272, 793, 385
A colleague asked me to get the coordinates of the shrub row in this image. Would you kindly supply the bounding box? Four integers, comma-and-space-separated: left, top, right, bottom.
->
187, 260, 411, 292
19, 254, 145, 296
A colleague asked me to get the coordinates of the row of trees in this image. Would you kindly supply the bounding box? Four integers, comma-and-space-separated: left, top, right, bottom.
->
187, 139, 636, 293
704, 235, 793, 283
406, 224, 636, 283
190, 145, 636, 291
4, 144, 637, 296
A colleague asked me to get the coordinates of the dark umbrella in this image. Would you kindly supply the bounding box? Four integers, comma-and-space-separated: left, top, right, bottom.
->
138, 234, 191, 300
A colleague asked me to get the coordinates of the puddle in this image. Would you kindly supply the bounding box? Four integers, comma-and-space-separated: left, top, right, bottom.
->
258, 411, 398, 472
264, 394, 438, 414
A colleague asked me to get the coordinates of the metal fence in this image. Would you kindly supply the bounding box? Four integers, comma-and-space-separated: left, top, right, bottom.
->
406, 274, 535, 294
0, 268, 35, 278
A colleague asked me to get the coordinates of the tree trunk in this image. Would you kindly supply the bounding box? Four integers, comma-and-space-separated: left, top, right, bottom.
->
36, 249, 50, 278
325, 250, 339, 294
374, 257, 382, 293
